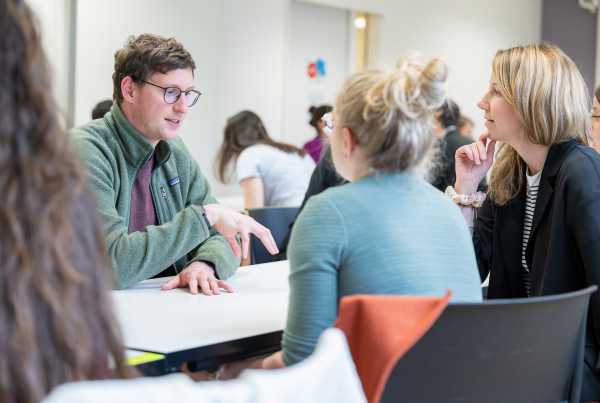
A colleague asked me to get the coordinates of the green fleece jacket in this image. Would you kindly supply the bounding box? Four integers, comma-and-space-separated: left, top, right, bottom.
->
71, 104, 240, 289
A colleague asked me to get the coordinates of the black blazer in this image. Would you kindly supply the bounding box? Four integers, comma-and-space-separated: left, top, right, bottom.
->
474, 139, 600, 374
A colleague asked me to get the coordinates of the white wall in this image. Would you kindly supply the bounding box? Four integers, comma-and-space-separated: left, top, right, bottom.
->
284, 1, 349, 146
298, 0, 387, 14
27, 0, 73, 120
217, 0, 287, 138
214, 0, 289, 195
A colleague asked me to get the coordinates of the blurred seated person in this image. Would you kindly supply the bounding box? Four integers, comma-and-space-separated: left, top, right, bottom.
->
216, 110, 315, 209
591, 85, 600, 153
458, 115, 475, 140
303, 104, 333, 162
222, 57, 483, 377
430, 100, 485, 192
91, 99, 113, 120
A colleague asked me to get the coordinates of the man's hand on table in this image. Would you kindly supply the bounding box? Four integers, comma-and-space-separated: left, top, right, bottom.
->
161, 261, 234, 296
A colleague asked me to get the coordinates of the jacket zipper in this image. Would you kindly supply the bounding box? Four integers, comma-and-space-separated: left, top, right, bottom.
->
149, 171, 164, 225
150, 173, 180, 274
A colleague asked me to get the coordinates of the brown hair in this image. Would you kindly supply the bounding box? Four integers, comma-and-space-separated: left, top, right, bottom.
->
112, 33, 195, 104
487, 44, 589, 205
335, 57, 448, 173
0, 2, 133, 402
457, 115, 474, 130
215, 110, 307, 183
595, 85, 600, 103
308, 104, 333, 131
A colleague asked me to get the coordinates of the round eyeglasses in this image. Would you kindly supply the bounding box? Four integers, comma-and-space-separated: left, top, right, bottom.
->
140, 80, 202, 107
321, 112, 334, 135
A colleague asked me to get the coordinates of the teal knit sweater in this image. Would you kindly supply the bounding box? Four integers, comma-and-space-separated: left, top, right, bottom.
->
283, 172, 482, 365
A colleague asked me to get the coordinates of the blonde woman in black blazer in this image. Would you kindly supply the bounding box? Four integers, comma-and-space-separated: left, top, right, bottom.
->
452, 44, 600, 400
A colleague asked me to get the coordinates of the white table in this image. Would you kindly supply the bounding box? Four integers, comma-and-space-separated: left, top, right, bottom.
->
113, 261, 290, 373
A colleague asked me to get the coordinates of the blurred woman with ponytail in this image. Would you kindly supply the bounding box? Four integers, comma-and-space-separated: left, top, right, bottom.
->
303, 104, 333, 162
453, 44, 600, 400
216, 110, 315, 209
0, 1, 133, 402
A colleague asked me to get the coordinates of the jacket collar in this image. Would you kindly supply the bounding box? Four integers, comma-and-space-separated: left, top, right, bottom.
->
540, 138, 579, 181
527, 138, 579, 258
105, 103, 172, 168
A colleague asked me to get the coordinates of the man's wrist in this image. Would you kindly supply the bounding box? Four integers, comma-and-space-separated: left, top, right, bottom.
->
188, 260, 216, 275
202, 204, 218, 226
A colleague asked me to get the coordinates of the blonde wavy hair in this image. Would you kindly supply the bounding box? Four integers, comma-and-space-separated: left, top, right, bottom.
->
334, 57, 448, 173
488, 44, 590, 205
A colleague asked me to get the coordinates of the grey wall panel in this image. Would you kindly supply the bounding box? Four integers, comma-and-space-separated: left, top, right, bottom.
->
542, 0, 597, 93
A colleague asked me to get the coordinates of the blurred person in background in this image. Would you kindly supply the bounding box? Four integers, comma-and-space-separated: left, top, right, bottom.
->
216, 110, 315, 209
458, 115, 475, 139
303, 104, 333, 162
91, 99, 112, 120
591, 86, 600, 153
430, 99, 484, 192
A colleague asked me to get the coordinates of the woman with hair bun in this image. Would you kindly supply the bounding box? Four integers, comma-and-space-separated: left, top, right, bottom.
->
221, 58, 482, 376
303, 104, 333, 162
454, 44, 600, 400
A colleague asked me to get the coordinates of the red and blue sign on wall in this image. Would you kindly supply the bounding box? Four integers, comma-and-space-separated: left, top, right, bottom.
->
307, 58, 326, 79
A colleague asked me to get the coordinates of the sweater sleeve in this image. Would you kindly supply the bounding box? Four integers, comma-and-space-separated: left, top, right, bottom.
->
184, 151, 240, 280
282, 194, 347, 365
73, 134, 213, 289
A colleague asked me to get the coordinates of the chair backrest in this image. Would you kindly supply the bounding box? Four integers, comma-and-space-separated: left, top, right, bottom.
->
248, 207, 299, 264
380, 286, 597, 403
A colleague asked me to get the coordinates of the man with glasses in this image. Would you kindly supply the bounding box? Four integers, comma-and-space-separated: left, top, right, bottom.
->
72, 34, 277, 294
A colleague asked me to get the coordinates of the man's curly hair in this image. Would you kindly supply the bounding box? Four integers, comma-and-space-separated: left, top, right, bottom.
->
112, 34, 195, 104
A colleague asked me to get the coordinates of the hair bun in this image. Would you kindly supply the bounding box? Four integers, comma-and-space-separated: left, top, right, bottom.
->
309, 106, 317, 114
378, 56, 447, 121
419, 58, 448, 111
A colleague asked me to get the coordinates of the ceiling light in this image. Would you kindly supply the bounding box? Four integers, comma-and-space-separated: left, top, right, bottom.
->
354, 16, 366, 29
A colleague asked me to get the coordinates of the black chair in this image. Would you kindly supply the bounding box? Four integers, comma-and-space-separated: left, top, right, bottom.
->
381, 286, 597, 403
248, 207, 299, 264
